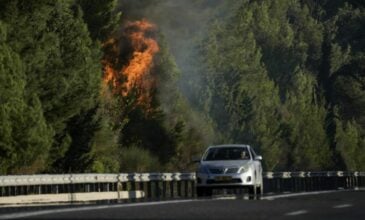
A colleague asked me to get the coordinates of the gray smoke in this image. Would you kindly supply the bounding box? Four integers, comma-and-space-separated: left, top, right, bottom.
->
119, 0, 236, 102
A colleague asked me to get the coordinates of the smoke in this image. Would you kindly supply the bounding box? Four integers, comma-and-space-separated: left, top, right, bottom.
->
118, 0, 236, 103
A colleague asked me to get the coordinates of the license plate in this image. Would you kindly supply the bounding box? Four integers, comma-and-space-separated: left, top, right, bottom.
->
215, 176, 232, 181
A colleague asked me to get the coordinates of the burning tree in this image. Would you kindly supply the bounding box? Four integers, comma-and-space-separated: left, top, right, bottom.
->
103, 19, 159, 110
99, 19, 208, 171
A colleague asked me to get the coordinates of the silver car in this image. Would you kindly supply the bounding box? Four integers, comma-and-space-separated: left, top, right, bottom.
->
195, 144, 263, 197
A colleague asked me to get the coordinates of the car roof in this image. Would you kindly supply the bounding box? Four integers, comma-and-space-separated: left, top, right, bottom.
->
207, 144, 250, 149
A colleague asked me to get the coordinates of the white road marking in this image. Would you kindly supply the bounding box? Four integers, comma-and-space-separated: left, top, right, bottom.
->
333, 204, 353, 209
212, 196, 237, 200
0, 199, 201, 219
285, 210, 308, 216
262, 190, 343, 200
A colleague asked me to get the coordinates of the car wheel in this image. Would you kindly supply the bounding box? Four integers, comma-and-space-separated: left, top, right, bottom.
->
256, 176, 264, 196
256, 185, 262, 195
248, 185, 257, 199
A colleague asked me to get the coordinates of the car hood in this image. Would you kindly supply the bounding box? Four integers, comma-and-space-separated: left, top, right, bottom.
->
200, 160, 252, 168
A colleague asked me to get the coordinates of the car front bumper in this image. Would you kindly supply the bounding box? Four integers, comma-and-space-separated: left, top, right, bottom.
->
196, 171, 255, 187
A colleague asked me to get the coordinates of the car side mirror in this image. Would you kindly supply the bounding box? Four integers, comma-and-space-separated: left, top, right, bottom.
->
191, 155, 201, 163
255, 155, 262, 161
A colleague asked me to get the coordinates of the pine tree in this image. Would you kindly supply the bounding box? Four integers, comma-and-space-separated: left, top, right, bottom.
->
283, 71, 332, 170
0, 0, 101, 172
196, 2, 284, 170
335, 119, 365, 170
0, 21, 53, 174
76, 0, 121, 41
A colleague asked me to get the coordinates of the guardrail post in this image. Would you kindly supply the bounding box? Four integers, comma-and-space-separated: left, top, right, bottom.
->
334, 176, 338, 189
308, 176, 313, 191
191, 181, 196, 197
263, 178, 271, 193
315, 177, 319, 191
191, 180, 196, 197
139, 181, 145, 197
298, 177, 302, 192
269, 178, 274, 193
162, 181, 167, 198
291, 178, 296, 192
122, 182, 127, 193
327, 176, 332, 190
323, 176, 327, 190
313, 176, 317, 190
183, 180, 189, 197
347, 174, 353, 189
306, 176, 310, 191
156, 180, 161, 199
147, 181, 152, 198
169, 181, 174, 198
151, 180, 155, 199
298, 177, 302, 191
177, 180, 182, 197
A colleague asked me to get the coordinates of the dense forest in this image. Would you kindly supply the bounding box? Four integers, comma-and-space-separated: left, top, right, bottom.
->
0, 0, 364, 174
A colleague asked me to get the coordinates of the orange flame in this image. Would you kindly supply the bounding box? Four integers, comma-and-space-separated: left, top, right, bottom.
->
102, 19, 159, 109
123, 22, 159, 91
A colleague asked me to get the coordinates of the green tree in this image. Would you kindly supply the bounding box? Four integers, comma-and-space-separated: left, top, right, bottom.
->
335, 119, 365, 170
0, 21, 53, 174
0, 0, 101, 172
283, 71, 332, 170
77, 0, 121, 41
197, 4, 284, 170
119, 145, 160, 172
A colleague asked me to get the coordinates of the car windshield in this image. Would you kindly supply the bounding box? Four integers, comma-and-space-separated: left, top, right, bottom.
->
203, 147, 251, 161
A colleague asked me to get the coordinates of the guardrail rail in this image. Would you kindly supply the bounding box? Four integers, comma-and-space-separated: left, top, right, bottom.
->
0, 171, 364, 204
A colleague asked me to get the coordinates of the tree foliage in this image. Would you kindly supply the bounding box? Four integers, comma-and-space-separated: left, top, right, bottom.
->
0, 0, 364, 174
190, 0, 364, 171
0, 0, 101, 173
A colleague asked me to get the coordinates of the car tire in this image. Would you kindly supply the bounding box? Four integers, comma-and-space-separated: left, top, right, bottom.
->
256, 185, 262, 195
248, 185, 256, 196
256, 175, 264, 196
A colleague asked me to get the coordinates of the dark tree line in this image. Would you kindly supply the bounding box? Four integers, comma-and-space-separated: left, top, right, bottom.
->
188, 0, 365, 171
0, 0, 364, 174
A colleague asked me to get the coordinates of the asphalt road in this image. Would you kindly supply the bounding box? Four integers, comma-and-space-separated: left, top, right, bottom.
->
1, 190, 364, 219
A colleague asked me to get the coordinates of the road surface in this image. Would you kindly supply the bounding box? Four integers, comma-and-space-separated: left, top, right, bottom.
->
0, 190, 364, 219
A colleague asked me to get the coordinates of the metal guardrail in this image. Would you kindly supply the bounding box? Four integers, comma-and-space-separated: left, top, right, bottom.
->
263, 171, 365, 193
0, 173, 195, 186
0, 173, 196, 204
0, 171, 364, 204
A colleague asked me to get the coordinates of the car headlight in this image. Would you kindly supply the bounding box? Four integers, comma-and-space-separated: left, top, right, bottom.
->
238, 165, 250, 173
197, 166, 209, 174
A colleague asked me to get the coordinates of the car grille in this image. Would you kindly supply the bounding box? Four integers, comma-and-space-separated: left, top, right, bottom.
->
209, 167, 239, 174
207, 178, 242, 184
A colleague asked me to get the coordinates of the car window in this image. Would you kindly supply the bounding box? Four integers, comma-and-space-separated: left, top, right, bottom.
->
203, 147, 251, 161
249, 147, 256, 158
